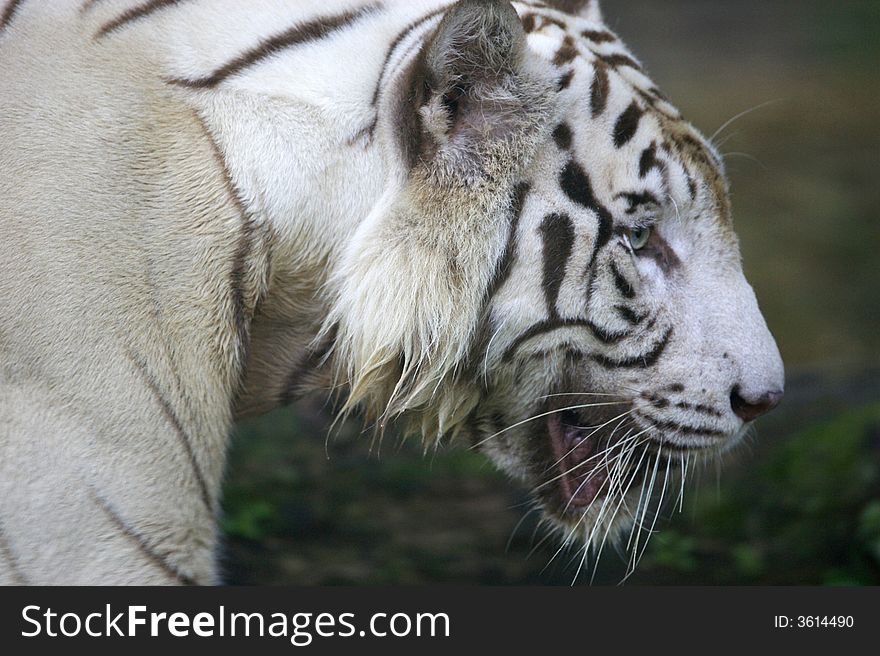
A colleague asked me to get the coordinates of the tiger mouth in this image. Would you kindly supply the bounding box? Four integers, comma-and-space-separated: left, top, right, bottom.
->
546, 411, 611, 511
538, 401, 727, 519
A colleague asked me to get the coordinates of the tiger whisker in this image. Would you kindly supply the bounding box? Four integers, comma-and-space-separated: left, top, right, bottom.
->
526, 522, 556, 561
546, 417, 643, 484
713, 130, 740, 152
604, 427, 648, 503
543, 410, 635, 471
546, 423, 658, 580
542, 474, 607, 573
722, 151, 768, 171
470, 402, 631, 450
618, 414, 661, 513
708, 98, 781, 144
588, 441, 650, 583
625, 448, 670, 581
537, 392, 629, 399
676, 452, 688, 513
628, 449, 660, 565
575, 460, 626, 582
481, 321, 507, 381
538, 428, 644, 494
669, 194, 684, 226
633, 452, 672, 571
505, 505, 539, 553
570, 486, 613, 580
624, 443, 652, 555
550, 428, 644, 576
613, 429, 655, 520
551, 433, 645, 501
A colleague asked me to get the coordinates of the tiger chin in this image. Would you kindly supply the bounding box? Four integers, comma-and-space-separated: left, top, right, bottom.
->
0, 0, 782, 584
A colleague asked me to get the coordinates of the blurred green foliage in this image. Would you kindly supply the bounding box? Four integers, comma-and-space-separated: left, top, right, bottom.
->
634, 403, 880, 585
223, 394, 880, 585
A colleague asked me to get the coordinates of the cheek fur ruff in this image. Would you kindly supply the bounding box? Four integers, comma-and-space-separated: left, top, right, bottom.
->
319, 0, 555, 442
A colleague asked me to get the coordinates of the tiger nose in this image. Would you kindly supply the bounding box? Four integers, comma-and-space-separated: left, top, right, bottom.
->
729, 386, 784, 422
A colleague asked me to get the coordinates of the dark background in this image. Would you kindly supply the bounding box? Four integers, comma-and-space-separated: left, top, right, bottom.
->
223, 0, 880, 585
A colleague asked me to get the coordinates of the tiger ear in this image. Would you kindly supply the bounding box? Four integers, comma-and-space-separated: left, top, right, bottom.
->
407, 0, 546, 176
544, 0, 602, 22
324, 1, 554, 433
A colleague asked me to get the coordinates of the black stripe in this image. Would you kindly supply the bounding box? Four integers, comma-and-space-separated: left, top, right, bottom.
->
552, 123, 573, 150
279, 353, 315, 406
543, 0, 589, 16
141, 260, 198, 429
229, 223, 257, 375
486, 182, 530, 301
613, 101, 644, 147
679, 132, 710, 154
553, 35, 578, 66
634, 411, 727, 438
581, 29, 615, 43
95, 0, 184, 39
563, 346, 589, 364
645, 396, 729, 421
593, 326, 672, 369
559, 160, 612, 266
648, 87, 667, 101
610, 261, 634, 299
0, 0, 24, 31
502, 318, 630, 362
353, 3, 451, 144
615, 304, 648, 326
674, 400, 724, 418
167, 3, 381, 88
635, 87, 676, 120
463, 183, 531, 378
641, 227, 681, 273
616, 190, 660, 214
557, 70, 574, 91
191, 111, 258, 384
88, 487, 196, 585
684, 167, 698, 199
280, 327, 337, 405
598, 53, 641, 71
639, 142, 658, 178
589, 61, 609, 117
642, 393, 669, 409
539, 213, 575, 320
0, 520, 27, 584
521, 11, 566, 32
125, 350, 214, 514
370, 4, 449, 108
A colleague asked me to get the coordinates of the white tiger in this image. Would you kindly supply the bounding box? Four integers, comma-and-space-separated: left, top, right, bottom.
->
0, 0, 784, 584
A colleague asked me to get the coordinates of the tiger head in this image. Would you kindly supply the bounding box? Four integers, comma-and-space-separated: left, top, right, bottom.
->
325, 0, 784, 556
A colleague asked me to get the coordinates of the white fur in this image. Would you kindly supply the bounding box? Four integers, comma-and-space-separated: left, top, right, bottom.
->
0, 0, 782, 584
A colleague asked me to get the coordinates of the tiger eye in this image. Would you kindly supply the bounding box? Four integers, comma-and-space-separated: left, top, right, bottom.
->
627, 226, 652, 250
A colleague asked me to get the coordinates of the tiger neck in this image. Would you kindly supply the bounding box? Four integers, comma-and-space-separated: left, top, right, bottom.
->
175, 2, 452, 414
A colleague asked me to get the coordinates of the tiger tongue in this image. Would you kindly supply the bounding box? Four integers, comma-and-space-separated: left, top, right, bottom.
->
562, 423, 596, 462
547, 414, 607, 507
547, 414, 596, 465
